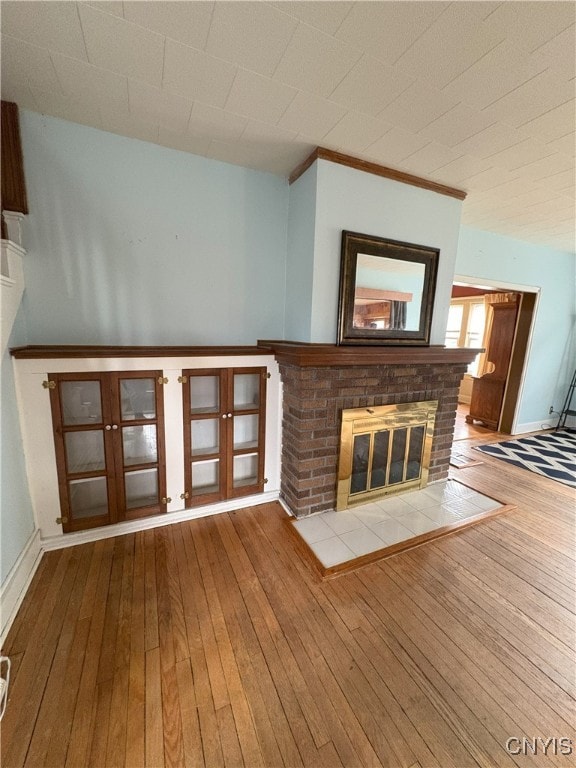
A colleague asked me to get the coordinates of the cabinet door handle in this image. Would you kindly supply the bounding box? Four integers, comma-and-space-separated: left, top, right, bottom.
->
222, 414, 228, 419
227, 412, 232, 418
112, 424, 118, 430
105, 424, 112, 431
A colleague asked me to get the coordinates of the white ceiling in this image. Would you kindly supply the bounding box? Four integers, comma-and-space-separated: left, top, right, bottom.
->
1, 0, 575, 253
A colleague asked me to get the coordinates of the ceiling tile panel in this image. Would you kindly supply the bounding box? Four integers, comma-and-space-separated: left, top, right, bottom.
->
519, 98, 576, 143
514, 153, 574, 183
128, 80, 193, 134
100, 112, 159, 144
78, 3, 164, 86
1, 1, 88, 61
270, 1, 353, 36
480, 69, 574, 128
157, 128, 211, 156
277, 91, 346, 140
546, 131, 576, 158
273, 23, 362, 98
1, 35, 62, 93
206, 1, 297, 77
51, 53, 128, 107
432, 155, 494, 185
442, 41, 548, 111
86, 2, 124, 18
241, 120, 299, 146
225, 69, 297, 124
322, 111, 392, 153
394, 2, 505, 89
418, 103, 495, 148
365, 127, 430, 166
123, 1, 214, 50
188, 103, 248, 143
398, 142, 462, 175
163, 39, 237, 108
451, 122, 528, 161
334, 1, 449, 65
480, 1, 576, 54
483, 137, 559, 171
378, 80, 459, 133
30, 87, 102, 129
329, 56, 414, 117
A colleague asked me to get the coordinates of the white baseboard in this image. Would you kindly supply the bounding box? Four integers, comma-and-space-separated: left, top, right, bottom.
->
0, 528, 42, 645
40, 490, 280, 551
513, 419, 556, 434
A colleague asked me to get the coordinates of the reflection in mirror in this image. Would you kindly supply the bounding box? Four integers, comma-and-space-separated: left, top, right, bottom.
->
353, 254, 425, 331
337, 231, 439, 346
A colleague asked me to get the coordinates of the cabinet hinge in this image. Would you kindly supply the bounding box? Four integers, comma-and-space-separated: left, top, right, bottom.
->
180, 491, 190, 500
178, 375, 188, 384
42, 380, 56, 390
162, 496, 172, 504
56, 516, 68, 525
157, 377, 169, 385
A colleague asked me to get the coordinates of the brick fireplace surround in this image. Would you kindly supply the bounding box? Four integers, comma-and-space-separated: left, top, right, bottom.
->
260, 342, 479, 519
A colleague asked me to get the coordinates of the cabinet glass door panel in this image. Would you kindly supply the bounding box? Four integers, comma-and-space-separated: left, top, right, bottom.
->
69, 477, 109, 519
122, 425, 157, 466
124, 468, 159, 509
191, 419, 219, 456
191, 460, 219, 496
190, 376, 219, 414
233, 414, 259, 451
233, 373, 260, 410
61, 381, 103, 425
120, 378, 156, 421
233, 454, 258, 488
64, 430, 106, 474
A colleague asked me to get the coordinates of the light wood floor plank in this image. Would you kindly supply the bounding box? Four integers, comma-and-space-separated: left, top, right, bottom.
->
2, 434, 575, 768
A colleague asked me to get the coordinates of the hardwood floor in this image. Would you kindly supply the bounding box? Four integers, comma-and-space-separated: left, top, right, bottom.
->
2, 441, 575, 768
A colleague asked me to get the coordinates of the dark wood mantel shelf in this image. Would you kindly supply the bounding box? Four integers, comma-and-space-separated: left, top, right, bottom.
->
258, 340, 482, 367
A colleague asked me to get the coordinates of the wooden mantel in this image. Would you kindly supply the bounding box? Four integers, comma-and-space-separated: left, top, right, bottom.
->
258, 340, 481, 367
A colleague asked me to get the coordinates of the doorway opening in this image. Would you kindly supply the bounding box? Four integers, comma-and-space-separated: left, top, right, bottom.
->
448, 275, 540, 436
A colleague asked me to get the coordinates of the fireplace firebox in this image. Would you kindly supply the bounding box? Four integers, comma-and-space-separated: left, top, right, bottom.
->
337, 401, 438, 510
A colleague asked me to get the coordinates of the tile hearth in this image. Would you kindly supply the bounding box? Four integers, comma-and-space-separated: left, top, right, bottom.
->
291, 480, 507, 574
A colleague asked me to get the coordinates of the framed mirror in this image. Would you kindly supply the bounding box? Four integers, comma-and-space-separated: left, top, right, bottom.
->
337, 231, 439, 346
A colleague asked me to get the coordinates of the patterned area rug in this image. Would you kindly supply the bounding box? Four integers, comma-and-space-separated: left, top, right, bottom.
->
475, 430, 576, 488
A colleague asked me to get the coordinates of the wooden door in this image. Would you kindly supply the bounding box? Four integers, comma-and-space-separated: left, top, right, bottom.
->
183, 367, 267, 507
467, 302, 519, 429
49, 371, 167, 532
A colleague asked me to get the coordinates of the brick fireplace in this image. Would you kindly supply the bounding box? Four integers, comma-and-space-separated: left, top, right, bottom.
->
260, 342, 479, 518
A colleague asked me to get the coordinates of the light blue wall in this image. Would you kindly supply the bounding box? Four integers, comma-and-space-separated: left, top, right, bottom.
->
1, 308, 35, 583
285, 163, 317, 340
309, 161, 463, 343
456, 226, 576, 429
19, 112, 289, 345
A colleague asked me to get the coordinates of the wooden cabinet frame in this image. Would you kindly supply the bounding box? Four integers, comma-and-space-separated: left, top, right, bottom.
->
49, 370, 167, 532
182, 367, 267, 507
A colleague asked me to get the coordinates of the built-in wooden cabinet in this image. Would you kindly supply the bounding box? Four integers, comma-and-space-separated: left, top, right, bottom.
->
11, 347, 280, 541
182, 367, 267, 506
48, 371, 167, 532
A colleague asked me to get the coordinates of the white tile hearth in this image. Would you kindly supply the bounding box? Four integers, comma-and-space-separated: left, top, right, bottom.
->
291, 480, 504, 572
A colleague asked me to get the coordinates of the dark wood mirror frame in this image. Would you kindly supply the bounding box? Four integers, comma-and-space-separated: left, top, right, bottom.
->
337, 230, 439, 346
